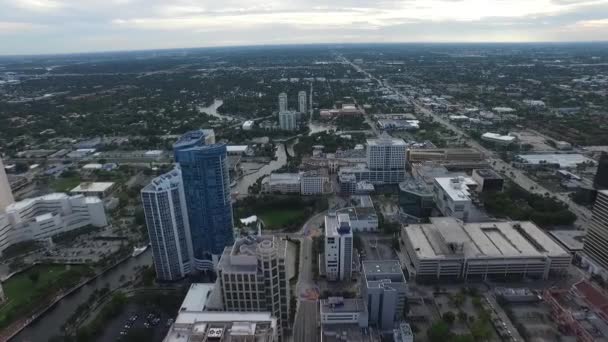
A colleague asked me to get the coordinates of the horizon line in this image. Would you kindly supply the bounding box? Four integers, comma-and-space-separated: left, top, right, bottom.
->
2, 40, 608, 59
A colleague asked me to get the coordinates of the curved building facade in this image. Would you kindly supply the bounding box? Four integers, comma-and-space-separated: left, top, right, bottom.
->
174, 130, 234, 270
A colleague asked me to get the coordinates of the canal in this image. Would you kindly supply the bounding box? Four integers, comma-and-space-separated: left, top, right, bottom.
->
11, 250, 153, 342
233, 143, 287, 196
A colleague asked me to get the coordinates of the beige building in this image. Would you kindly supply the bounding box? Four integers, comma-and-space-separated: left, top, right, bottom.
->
0, 157, 14, 213
217, 236, 290, 338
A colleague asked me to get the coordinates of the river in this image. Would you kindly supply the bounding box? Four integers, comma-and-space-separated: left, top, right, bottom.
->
197, 99, 234, 121
11, 250, 153, 342
233, 143, 287, 196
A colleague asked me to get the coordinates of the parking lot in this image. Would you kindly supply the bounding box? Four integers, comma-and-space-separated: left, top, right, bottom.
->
98, 303, 172, 342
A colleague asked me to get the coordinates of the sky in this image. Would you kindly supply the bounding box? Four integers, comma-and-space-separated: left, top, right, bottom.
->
1, 0, 608, 55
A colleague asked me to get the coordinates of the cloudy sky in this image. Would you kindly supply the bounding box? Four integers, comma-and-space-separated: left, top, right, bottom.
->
1, 0, 608, 55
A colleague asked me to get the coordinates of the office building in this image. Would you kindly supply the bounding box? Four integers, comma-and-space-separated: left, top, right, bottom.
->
298, 90, 307, 114
0, 193, 108, 255
217, 236, 290, 337
472, 169, 504, 192
0, 157, 14, 213
141, 168, 194, 281
401, 217, 572, 281
70, 182, 115, 198
174, 130, 234, 271
279, 110, 297, 131
583, 190, 608, 273
595, 152, 608, 189
399, 178, 434, 219
319, 297, 373, 342
367, 134, 407, 171
164, 283, 278, 342
278, 92, 288, 113
301, 169, 330, 195
433, 176, 478, 221
361, 260, 408, 331
325, 213, 354, 281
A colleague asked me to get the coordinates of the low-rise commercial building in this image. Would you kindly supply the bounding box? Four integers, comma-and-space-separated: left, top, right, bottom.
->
399, 178, 434, 219
0, 193, 108, 255
261, 173, 301, 194
481, 132, 516, 145
401, 217, 572, 281
472, 169, 504, 193
70, 182, 116, 198
513, 153, 595, 170
320, 297, 368, 326
325, 213, 354, 281
393, 322, 414, 342
301, 169, 330, 195
433, 176, 478, 221
408, 147, 484, 163
361, 260, 408, 331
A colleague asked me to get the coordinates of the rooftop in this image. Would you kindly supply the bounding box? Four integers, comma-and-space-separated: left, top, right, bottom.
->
142, 168, 181, 193
321, 324, 378, 342
166, 312, 276, 342
515, 153, 595, 168
320, 297, 366, 314
473, 169, 502, 180
404, 217, 571, 260
399, 177, 433, 196
325, 214, 353, 238
218, 236, 286, 273
549, 230, 585, 252
482, 132, 516, 142
179, 283, 215, 312
362, 260, 404, 277
70, 182, 115, 193
434, 176, 477, 202
268, 173, 301, 184
367, 133, 407, 147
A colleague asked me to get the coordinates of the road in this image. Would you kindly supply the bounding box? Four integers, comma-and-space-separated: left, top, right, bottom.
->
341, 54, 592, 229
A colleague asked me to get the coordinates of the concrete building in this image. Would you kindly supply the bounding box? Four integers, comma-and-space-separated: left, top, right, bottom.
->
262, 173, 301, 194
0, 193, 108, 255
339, 173, 357, 194
367, 134, 407, 171
298, 90, 307, 114
325, 213, 354, 281
513, 153, 595, 170
70, 182, 115, 198
301, 169, 330, 195
174, 130, 234, 271
595, 153, 608, 190
433, 176, 478, 221
393, 322, 414, 342
279, 111, 297, 131
401, 217, 572, 281
141, 168, 194, 281
361, 260, 408, 331
278, 92, 288, 113
408, 148, 484, 164
320, 297, 368, 327
217, 236, 290, 337
472, 169, 504, 193
0, 157, 14, 213
164, 284, 278, 342
583, 190, 608, 274
481, 132, 516, 145
242, 120, 254, 131
399, 178, 434, 219
334, 206, 378, 232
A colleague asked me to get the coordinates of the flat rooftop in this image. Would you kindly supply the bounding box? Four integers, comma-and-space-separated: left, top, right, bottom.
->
320, 297, 366, 314
142, 168, 181, 193
367, 134, 407, 146
179, 283, 215, 312
321, 324, 378, 342
362, 260, 403, 277
549, 230, 585, 252
70, 182, 115, 193
434, 176, 477, 202
404, 217, 570, 260
515, 153, 595, 168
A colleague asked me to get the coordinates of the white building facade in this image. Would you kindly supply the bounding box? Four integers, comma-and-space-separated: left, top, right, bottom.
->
298, 90, 307, 113
278, 92, 288, 113
0, 157, 14, 213
0, 193, 107, 255
325, 213, 353, 281
301, 170, 329, 195
433, 176, 478, 221
279, 111, 297, 131
141, 168, 194, 281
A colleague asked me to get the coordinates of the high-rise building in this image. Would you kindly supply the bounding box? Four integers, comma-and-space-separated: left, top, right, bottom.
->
595, 152, 608, 190
278, 92, 288, 113
0, 157, 14, 213
325, 213, 353, 281
298, 91, 307, 114
141, 168, 194, 281
361, 260, 408, 331
584, 190, 608, 272
279, 111, 296, 131
174, 130, 234, 271
366, 133, 407, 170
217, 236, 290, 338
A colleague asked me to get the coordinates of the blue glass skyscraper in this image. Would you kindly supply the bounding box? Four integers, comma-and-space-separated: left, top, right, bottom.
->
174, 129, 234, 270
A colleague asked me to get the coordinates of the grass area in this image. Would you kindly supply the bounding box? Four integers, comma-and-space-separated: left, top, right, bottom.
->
0, 264, 92, 329
49, 176, 81, 192
260, 209, 307, 230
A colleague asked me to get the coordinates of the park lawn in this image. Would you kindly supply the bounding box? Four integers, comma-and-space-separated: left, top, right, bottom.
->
49, 176, 81, 192
0, 264, 88, 328
260, 209, 306, 230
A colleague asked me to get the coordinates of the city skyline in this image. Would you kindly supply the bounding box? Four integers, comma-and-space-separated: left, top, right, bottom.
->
1, 0, 608, 55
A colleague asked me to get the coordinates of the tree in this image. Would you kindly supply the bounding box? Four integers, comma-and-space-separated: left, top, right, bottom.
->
458, 311, 468, 323
443, 311, 456, 325
28, 271, 40, 283
427, 321, 451, 342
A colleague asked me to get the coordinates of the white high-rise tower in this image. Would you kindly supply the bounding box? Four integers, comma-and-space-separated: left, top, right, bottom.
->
298, 91, 307, 114
0, 157, 14, 213
278, 92, 288, 113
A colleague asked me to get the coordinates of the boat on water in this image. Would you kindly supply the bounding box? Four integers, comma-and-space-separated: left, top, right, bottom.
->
132, 245, 148, 257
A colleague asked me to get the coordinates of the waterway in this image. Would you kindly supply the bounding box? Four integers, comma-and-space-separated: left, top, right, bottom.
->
233, 143, 287, 196
197, 99, 234, 121
11, 250, 153, 342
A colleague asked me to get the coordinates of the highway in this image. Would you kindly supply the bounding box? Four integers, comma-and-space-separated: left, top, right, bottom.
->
340, 54, 592, 229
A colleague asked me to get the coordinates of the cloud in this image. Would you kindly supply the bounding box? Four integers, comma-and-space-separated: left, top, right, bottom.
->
575, 18, 608, 27
0, 21, 43, 33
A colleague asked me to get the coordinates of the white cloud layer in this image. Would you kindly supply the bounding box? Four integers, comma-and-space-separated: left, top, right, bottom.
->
0, 0, 607, 54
